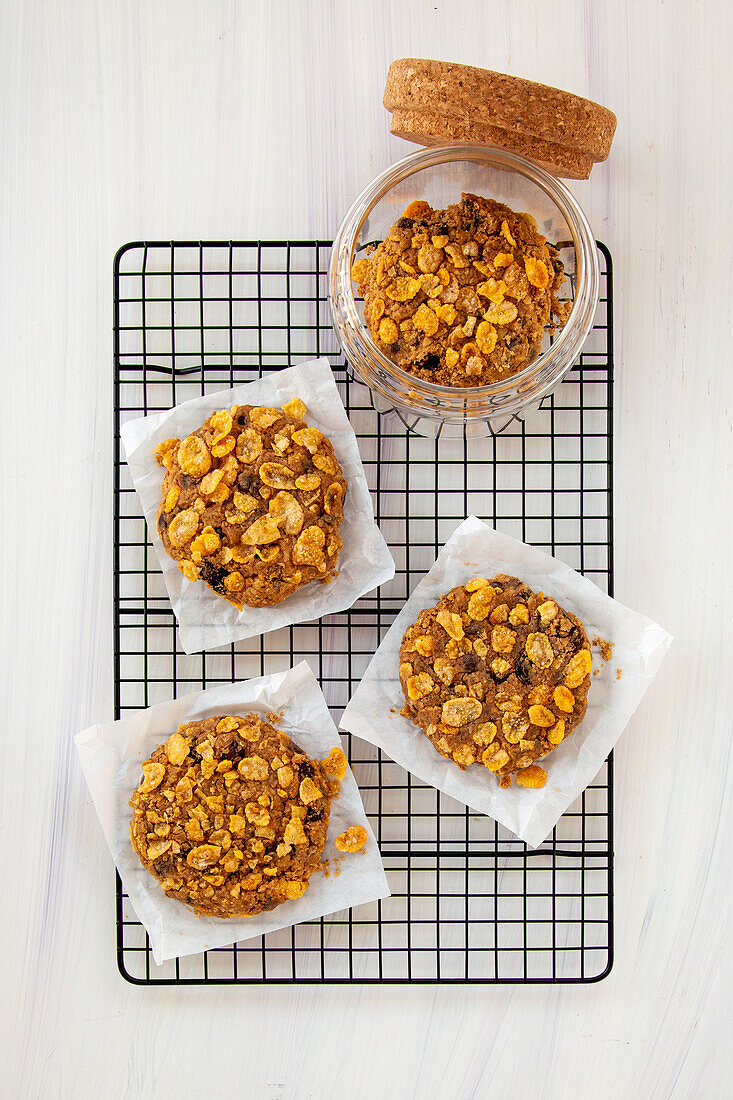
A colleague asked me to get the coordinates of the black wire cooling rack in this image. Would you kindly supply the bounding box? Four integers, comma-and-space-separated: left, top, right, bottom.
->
113, 239, 614, 984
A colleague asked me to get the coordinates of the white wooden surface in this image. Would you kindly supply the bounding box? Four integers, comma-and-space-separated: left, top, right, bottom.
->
3, 1, 731, 1097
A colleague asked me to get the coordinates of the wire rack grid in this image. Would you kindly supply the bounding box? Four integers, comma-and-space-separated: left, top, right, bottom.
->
113, 238, 614, 984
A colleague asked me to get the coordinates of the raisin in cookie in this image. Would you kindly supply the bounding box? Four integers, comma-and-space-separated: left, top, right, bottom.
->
154, 398, 347, 609
130, 714, 347, 918
398, 575, 592, 788
351, 193, 568, 387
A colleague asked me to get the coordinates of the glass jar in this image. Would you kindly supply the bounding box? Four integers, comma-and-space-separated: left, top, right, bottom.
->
328, 145, 600, 437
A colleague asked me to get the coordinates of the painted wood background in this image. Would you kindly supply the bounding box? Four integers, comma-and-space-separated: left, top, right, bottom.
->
2, 1, 729, 1097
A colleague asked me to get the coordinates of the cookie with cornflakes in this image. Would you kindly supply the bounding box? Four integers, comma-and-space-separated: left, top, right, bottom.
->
129, 714, 347, 918
398, 575, 592, 788
154, 400, 347, 608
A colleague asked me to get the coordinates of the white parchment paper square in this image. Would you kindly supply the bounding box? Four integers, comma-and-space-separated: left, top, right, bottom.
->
341, 516, 672, 848
120, 358, 394, 653
75, 663, 390, 964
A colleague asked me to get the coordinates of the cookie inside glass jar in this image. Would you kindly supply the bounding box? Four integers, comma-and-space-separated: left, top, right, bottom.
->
351, 193, 569, 386
154, 398, 348, 609
398, 575, 592, 788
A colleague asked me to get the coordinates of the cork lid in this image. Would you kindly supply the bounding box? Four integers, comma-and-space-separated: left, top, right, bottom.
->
384, 59, 617, 180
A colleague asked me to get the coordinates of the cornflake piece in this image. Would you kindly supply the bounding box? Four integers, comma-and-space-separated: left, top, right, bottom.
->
472, 721, 497, 747
508, 603, 529, 626
164, 733, 189, 766
299, 778, 322, 804
407, 672, 435, 700
432, 657, 454, 686
515, 765, 547, 789
553, 686, 575, 712
138, 762, 165, 793
168, 509, 200, 548
164, 485, 180, 512
525, 257, 549, 288
259, 462, 296, 490
378, 317, 399, 343
323, 483, 343, 515
482, 745, 510, 771
235, 427, 263, 464
249, 406, 281, 429
189, 526, 220, 559
467, 587, 493, 620
177, 435, 211, 478
526, 632, 554, 668
269, 491, 305, 536
238, 755, 269, 781
199, 468, 224, 496
564, 649, 592, 688
335, 825, 368, 853
411, 634, 434, 657
186, 844, 221, 870
351, 259, 368, 284
484, 301, 518, 326
292, 427, 323, 454
528, 704, 555, 728
452, 744, 476, 768
241, 515, 281, 545
147, 840, 172, 861
313, 452, 337, 474
491, 625, 516, 654
282, 397, 307, 420
476, 320, 498, 355
154, 437, 179, 469
547, 719, 566, 745
292, 525, 326, 565
436, 608, 464, 640
442, 697, 482, 727
465, 577, 492, 592
322, 746, 347, 780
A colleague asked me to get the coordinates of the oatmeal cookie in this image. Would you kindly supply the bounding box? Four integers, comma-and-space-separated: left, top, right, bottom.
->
154, 398, 347, 608
351, 193, 569, 386
398, 575, 592, 788
129, 714, 347, 918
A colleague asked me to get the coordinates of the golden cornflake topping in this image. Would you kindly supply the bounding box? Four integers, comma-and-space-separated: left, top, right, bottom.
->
177, 436, 211, 478
553, 686, 575, 712
515, 765, 547, 788
564, 649, 592, 688
299, 778, 322, 805
525, 632, 554, 668
467, 587, 494, 621
442, 697, 482, 727
165, 733, 190, 766
436, 608, 464, 640
322, 746, 347, 781
407, 672, 435, 701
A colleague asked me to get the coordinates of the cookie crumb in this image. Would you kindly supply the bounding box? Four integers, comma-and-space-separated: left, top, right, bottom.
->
592, 636, 614, 662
